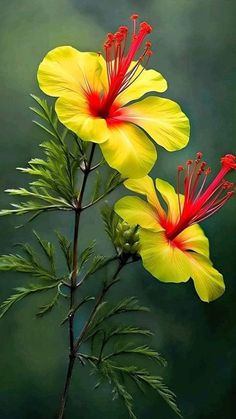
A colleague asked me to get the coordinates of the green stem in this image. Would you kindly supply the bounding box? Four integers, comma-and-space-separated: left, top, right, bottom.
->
74, 260, 125, 352
57, 143, 95, 419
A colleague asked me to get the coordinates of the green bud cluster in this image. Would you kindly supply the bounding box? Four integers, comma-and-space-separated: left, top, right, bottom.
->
114, 221, 140, 255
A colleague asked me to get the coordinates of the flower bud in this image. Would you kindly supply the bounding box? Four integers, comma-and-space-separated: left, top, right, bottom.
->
114, 221, 140, 255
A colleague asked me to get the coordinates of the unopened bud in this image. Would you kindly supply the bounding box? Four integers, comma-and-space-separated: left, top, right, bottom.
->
114, 221, 140, 255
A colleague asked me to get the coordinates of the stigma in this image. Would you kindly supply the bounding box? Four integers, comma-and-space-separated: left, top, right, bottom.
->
166, 153, 236, 240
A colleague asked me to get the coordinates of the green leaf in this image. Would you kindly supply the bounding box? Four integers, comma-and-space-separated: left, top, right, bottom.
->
0, 233, 59, 281
84, 172, 122, 209
105, 171, 122, 192
56, 231, 73, 272
78, 241, 96, 272
0, 283, 59, 319
104, 326, 153, 340
0, 96, 85, 219
101, 204, 120, 244
30, 94, 58, 138
84, 297, 149, 340
85, 255, 114, 277
91, 171, 102, 202
33, 231, 55, 273
123, 367, 183, 418
32, 120, 57, 139
89, 359, 182, 419
0, 253, 54, 280
36, 290, 60, 317
104, 344, 166, 367
90, 359, 136, 419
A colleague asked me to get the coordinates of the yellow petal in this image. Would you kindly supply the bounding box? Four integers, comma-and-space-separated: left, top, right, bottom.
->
115, 196, 163, 232
139, 229, 191, 283
37, 46, 104, 97
55, 93, 109, 143
176, 224, 210, 258
124, 176, 166, 219
124, 96, 190, 151
118, 64, 167, 105
187, 253, 225, 302
155, 178, 183, 225
100, 123, 157, 178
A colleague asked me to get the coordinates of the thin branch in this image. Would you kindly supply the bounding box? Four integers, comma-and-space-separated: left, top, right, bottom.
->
74, 260, 125, 352
81, 180, 124, 211
57, 143, 96, 419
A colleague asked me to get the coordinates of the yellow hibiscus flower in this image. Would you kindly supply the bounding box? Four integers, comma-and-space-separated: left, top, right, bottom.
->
37, 15, 190, 178
115, 153, 236, 302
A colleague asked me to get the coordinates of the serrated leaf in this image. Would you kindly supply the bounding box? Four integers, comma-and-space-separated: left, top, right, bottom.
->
85, 255, 113, 277
91, 360, 182, 418
32, 120, 57, 138
0, 234, 59, 281
0, 253, 54, 280
78, 241, 96, 272
126, 368, 183, 418
29, 107, 49, 122
33, 230, 55, 272
1, 96, 82, 219
104, 344, 166, 367
101, 204, 120, 244
105, 171, 121, 191
0, 283, 59, 319
56, 231, 73, 272
91, 171, 102, 202
84, 297, 149, 340
36, 290, 60, 317
92, 360, 136, 419
105, 326, 153, 340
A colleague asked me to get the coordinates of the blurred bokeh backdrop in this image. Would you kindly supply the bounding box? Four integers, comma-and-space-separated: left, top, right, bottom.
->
0, 0, 235, 418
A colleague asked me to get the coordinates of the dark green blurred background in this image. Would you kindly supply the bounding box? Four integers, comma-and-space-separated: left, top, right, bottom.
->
0, 0, 235, 418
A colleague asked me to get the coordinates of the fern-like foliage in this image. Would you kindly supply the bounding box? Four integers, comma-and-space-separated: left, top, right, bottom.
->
0, 231, 117, 319
90, 360, 182, 418
0, 95, 182, 417
0, 97, 78, 218
84, 297, 149, 341
0, 231, 66, 318
0, 95, 122, 219
84, 170, 122, 210
75, 290, 182, 418
0, 284, 59, 319
78, 303, 181, 418
0, 231, 57, 280
101, 204, 121, 248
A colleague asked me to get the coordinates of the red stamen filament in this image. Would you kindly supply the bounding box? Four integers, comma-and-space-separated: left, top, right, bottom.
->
101, 15, 153, 115
166, 153, 236, 240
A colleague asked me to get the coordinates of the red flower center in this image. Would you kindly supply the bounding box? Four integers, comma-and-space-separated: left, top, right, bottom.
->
86, 15, 153, 121
164, 153, 236, 241
87, 92, 125, 126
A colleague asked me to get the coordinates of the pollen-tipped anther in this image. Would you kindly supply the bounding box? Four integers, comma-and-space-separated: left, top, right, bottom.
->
222, 180, 234, 190
221, 154, 236, 170
140, 21, 152, 34
167, 153, 235, 241
119, 26, 128, 35
196, 152, 203, 160
102, 15, 154, 114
